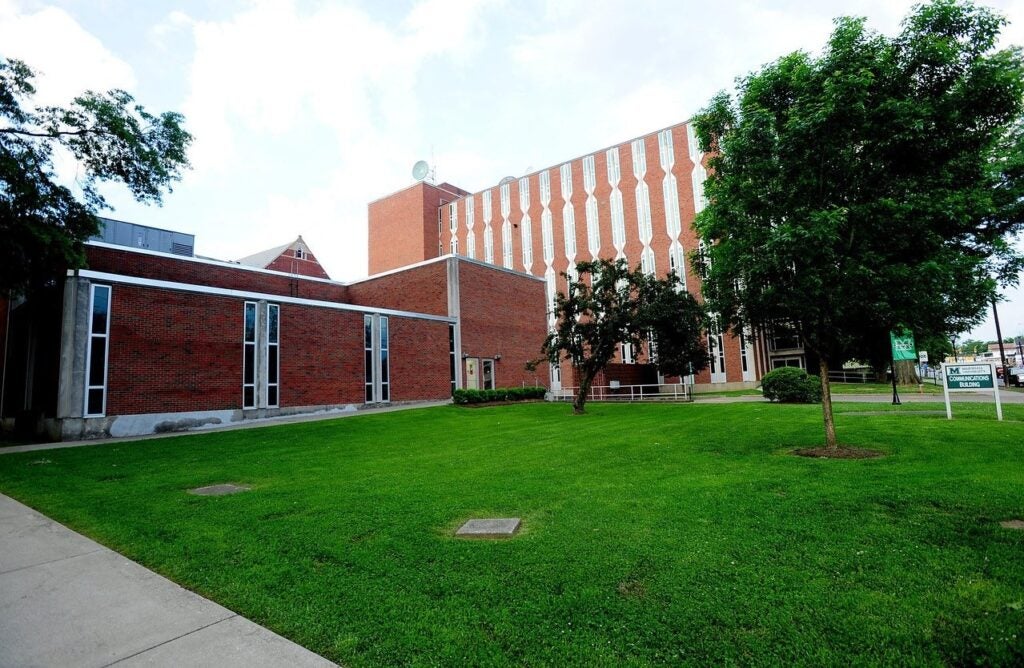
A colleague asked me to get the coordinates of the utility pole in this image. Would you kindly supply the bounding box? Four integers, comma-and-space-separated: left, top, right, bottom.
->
992, 297, 1010, 388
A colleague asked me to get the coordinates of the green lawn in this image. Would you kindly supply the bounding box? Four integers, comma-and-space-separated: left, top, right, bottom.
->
1, 403, 1022, 666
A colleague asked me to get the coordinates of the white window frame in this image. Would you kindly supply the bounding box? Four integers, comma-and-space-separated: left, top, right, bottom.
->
242, 301, 257, 409
266, 303, 280, 408
84, 284, 112, 417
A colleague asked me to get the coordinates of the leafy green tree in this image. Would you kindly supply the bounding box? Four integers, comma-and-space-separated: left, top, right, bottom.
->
959, 339, 989, 355
542, 259, 707, 414
692, 0, 1024, 449
0, 57, 192, 296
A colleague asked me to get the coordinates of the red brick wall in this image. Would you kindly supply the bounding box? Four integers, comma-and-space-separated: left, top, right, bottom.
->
279, 305, 364, 407
457, 260, 548, 388
265, 251, 331, 279
106, 286, 241, 415
368, 182, 469, 275
389, 317, 451, 401
346, 261, 450, 317
87, 246, 349, 303
104, 283, 454, 416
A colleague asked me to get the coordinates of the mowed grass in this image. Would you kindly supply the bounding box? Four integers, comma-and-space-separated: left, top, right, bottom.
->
1, 402, 1023, 666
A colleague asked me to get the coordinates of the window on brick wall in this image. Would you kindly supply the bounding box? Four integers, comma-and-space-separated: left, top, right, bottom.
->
364, 314, 391, 403
449, 324, 456, 395
267, 303, 279, 407
84, 284, 111, 417
243, 301, 257, 409
620, 341, 635, 365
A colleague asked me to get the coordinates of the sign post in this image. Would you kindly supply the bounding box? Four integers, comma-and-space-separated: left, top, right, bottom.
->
941, 361, 1002, 421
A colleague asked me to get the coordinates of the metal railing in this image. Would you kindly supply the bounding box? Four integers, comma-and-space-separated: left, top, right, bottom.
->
827, 369, 874, 383
549, 383, 691, 403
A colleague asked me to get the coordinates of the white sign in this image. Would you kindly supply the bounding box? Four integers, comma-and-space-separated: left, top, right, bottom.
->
940, 361, 1002, 421
918, 350, 928, 363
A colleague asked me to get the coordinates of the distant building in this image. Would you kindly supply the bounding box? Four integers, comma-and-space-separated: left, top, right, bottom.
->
369, 121, 786, 392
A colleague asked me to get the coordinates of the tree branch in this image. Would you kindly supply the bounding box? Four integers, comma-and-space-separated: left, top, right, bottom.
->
0, 126, 107, 138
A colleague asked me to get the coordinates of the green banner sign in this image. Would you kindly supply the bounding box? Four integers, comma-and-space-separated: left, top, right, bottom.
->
944, 364, 995, 390
890, 330, 917, 361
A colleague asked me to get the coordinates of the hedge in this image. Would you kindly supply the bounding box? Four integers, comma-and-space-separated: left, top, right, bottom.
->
452, 386, 547, 405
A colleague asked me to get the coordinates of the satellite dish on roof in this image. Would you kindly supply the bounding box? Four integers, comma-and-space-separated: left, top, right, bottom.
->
499, 176, 515, 185
412, 160, 430, 181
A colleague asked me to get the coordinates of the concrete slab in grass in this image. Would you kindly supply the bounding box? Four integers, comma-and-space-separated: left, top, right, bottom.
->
1001, 519, 1024, 530
188, 483, 251, 496
455, 518, 521, 538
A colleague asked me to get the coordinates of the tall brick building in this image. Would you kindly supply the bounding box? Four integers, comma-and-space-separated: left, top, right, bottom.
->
369, 121, 807, 391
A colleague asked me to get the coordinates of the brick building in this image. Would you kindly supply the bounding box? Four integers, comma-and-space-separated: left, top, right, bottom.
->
0, 236, 545, 440
369, 121, 806, 392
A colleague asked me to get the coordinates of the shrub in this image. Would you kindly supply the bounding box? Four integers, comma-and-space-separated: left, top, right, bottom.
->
452, 387, 547, 405
760, 367, 822, 403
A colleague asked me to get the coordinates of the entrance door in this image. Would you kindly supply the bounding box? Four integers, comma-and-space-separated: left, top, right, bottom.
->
465, 358, 480, 390
482, 359, 495, 390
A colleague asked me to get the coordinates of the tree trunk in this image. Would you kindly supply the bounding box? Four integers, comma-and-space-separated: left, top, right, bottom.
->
819, 358, 838, 449
574, 371, 594, 414
894, 359, 920, 385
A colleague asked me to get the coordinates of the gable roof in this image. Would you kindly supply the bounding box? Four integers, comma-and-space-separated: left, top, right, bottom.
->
237, 239, 297, 269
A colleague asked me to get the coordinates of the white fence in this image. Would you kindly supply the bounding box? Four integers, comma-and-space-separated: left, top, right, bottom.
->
549, 383, 691, 403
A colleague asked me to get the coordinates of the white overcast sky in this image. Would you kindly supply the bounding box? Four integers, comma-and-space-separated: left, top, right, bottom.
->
2, 0, 1023, 342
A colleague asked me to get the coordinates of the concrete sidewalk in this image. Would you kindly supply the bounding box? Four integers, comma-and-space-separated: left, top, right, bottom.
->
0, 494, 336, 668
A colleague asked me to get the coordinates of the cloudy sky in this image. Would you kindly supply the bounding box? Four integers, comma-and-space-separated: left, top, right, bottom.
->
2, 0, 1023, 342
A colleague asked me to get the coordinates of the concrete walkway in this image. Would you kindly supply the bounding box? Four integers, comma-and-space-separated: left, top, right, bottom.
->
0, 494, 336, 668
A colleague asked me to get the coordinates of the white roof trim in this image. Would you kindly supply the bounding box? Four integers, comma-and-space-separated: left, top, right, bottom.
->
77, 269, 456, 324
87, 240, 345, 286
348, 254, 544, 285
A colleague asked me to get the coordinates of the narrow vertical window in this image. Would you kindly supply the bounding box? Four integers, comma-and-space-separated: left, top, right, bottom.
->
364, 315, 374, 402
243, 301, 256, 408
449, 324, 457, 395
266, 303, 279, 407
84, 284, 111, 417
379, 316, 390, 402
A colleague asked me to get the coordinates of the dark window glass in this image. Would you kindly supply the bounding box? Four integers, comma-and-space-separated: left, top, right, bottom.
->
365, 384, 373, 402
91, 286, 109, 334
365, 350, 373, 383
268, 305, 279, 343
89, 337, 106, 385
364, 317, 372, 348
87, 388, 103, 415
448, 324, 455, 348
268, 386, 278, 406
379, 317, 389, 349
244, 345, 255, 384
381, 383, 389, 402
380, 350, 389, 382
244, 303, 256, 342
243, 386, 255, 408
268, 347, 278, 383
